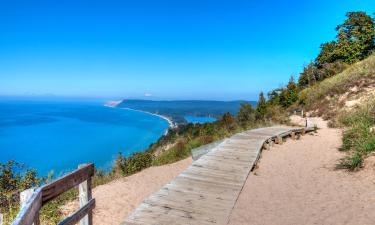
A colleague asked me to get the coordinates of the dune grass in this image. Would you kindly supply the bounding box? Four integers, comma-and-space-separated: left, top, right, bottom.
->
300, 53, 375, 110
337, 96, 375, 170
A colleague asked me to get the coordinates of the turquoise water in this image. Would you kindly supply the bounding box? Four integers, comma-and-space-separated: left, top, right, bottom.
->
184, 116, 216, 124
0, 100, 169, 176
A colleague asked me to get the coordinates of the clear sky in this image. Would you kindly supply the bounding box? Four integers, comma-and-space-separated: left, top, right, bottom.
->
0, 0, 374, 101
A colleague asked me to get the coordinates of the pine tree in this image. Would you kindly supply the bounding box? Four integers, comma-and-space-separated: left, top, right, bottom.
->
255, 92, 268, 120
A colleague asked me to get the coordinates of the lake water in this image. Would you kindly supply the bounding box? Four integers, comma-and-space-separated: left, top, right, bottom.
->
0, 100, 169, 176
184, 116, 216, 124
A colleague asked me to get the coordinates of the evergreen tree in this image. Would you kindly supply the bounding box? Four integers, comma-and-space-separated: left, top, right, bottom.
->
255, 92, 268, 120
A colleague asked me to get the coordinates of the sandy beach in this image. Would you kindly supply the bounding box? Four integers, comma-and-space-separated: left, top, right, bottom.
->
228, 117, 375, 225
119, 107, 176, 129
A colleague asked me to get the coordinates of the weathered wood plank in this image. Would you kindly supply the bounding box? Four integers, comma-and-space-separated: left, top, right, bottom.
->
12, 163, 95, 225
41, 163, 94, 204
12, 189, 42, 225
58, 199, 95, 225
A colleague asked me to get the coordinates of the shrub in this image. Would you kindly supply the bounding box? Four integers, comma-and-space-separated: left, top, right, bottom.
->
125, 152, 153, 175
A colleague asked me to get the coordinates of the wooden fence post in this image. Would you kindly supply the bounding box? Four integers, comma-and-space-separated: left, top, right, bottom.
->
20, 188, 40, 225
20, 189, 35, 208
262, 142, 270, 150
78, 164, 93, 225
0, 213, 3, 225
275, 136, 283, 145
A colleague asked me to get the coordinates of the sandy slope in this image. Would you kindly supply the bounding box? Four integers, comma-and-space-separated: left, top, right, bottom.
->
62, 158, 192, 225
228, 118, 375, 225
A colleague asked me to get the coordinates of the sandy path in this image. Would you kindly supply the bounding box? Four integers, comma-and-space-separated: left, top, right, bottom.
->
228, 118, 375, 225
63, 158, 192, 225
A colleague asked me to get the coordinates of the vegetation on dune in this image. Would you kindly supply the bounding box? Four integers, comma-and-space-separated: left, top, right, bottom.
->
269, 11, 375, 113
298, 11, 375, 89
300, 54, 375, 115
338, 96, 375, 170
266, 11, 375, 170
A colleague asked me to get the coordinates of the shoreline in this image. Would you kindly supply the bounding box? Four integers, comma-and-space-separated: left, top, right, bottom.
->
104, 103, 176, 135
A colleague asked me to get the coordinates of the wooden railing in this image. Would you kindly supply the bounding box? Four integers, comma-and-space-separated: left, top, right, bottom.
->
12, 163, 95, 225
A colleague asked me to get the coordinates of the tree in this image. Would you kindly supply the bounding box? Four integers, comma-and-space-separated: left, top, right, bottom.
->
298, 62, 318, 88
316, 41, 338, 65
236, 103, 255, 127
317, 12, 375, 65
255, 92, 268, 120
336, 12, 375, 61
285, 76, 299, 106
267, 88, 283, 106
276, 76, 299, 108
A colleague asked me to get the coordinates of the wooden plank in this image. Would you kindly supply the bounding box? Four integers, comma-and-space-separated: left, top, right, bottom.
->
78, 164, 93, 225
146, 192, 233, 213
58, 199, 95, 225
162, 184, 235, 201
41, 163, 94, 204
12, 189, 42, 225
129, 203, 221, 225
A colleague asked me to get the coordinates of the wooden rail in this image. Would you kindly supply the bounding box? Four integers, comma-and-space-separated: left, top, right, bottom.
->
12, 163, 95, 225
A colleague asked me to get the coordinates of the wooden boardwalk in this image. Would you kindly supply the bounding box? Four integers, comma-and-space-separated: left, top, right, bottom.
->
122, 126, 310, 225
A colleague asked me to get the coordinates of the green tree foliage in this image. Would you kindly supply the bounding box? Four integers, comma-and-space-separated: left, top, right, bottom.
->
298, 62, 318, 88
0, 161, 41, 222
267, 88, 283, 105
236, 103, 255, 127
268, 77, 299, 109
255, 92, 268, 120
317, 11, 375, 65
280, 76, 299, 108
114, 151, 153, 175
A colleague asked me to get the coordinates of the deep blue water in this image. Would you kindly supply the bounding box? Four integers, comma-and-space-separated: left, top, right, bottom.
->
184, 116, 216, 124
0, 100, 169, 176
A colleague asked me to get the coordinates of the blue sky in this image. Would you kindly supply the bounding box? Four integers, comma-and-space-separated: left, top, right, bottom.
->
0, 0, 374, 101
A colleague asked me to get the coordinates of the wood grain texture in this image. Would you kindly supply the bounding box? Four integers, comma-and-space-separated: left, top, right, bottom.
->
41, 163, 94, 204
11, 189, 42, 225
12, 163, 95, 225
58, 199, 95, 225
122, 126, 308, 225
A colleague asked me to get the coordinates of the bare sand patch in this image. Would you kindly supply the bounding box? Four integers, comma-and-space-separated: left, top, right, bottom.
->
228, 118, 375, 225
62, 158, 192, 225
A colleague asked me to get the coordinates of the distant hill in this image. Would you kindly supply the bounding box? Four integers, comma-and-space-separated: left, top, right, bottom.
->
116, 100, 257, 124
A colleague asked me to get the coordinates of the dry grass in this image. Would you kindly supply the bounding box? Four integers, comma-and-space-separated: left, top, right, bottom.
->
301, 54, 375, 117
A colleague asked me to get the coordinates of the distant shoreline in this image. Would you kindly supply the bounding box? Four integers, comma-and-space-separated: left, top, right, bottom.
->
104, 103, 176, 135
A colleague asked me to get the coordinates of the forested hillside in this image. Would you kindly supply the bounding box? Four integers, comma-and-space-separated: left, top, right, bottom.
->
265, 11, 375, 170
